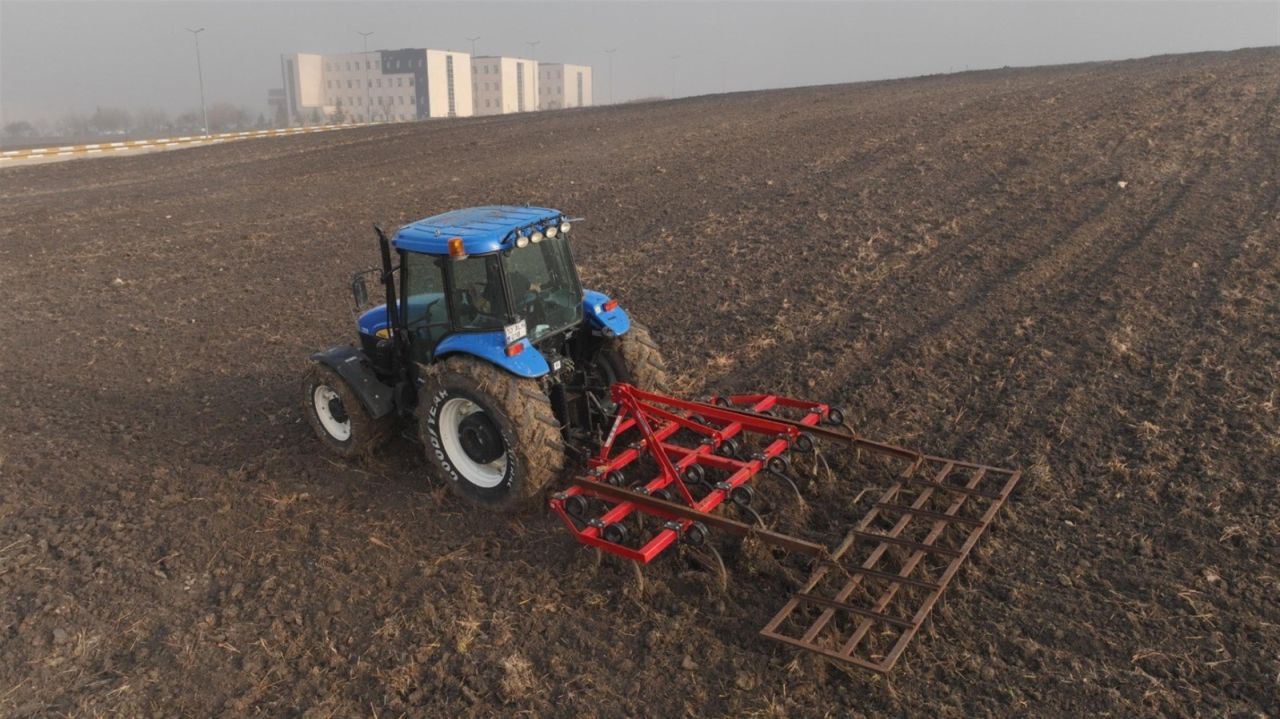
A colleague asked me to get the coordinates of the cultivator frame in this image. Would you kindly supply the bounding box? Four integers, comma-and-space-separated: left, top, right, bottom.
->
549, 383, 1022, 673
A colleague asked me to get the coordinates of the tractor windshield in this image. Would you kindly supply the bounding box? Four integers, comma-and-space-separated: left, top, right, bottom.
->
504, 236, 583, 341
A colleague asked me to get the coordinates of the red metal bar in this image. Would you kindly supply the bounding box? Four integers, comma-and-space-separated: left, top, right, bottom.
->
621, 389, 698, 506
567, 477, 830, 556
718, 393, 828, 413
549, 383, 823, 563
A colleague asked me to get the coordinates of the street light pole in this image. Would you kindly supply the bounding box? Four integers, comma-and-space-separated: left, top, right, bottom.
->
604, 48, 617, 104
185, 28, 208, 136
358, 31, 374, 123
467, 36, 480, 57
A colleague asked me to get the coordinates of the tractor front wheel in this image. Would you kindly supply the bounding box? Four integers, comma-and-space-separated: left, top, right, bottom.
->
418, 356, 565, 512
302, 364, 394, 458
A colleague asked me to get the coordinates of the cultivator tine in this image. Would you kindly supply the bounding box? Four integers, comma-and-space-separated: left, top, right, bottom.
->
548, 383, 1022, 674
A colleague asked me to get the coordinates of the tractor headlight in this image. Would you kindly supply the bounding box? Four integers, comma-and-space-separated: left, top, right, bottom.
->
545, 225, 558, 238
515, 233, 529, 248
531, 231, 544, 243
560, 221, 571, 234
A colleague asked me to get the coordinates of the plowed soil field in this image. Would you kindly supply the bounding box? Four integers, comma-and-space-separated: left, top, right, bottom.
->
2, 48, 1277, 717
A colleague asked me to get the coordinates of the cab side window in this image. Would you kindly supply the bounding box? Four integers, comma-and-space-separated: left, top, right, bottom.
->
450, 254, 508, 330
402, 253, 448, 360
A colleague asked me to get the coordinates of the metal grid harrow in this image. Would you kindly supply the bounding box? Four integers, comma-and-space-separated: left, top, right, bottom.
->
549, 383, 1022, 673
760, 456, 1021, 673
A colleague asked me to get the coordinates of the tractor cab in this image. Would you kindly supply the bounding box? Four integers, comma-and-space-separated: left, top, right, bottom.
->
310, 205, 664, 512
353, 206, 629, 379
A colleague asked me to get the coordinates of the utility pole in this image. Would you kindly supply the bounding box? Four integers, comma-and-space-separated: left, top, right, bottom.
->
526, 40, 540, 62
467, 36, 480, 57
185, 28, 208, 136
358, 31, 374, 123
604, 48, 617, 104
669, 54, 680, 100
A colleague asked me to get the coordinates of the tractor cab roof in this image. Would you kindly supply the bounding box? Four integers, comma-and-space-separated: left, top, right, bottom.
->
393, 205, 564, 256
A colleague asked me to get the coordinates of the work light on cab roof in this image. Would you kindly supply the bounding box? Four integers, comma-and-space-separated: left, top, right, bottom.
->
301, 203, 1023, 676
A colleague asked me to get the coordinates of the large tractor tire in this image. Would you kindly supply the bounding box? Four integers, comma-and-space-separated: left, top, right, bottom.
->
418, 356, 565, 512
600, 322, 669, 392
303, 364, 395, 458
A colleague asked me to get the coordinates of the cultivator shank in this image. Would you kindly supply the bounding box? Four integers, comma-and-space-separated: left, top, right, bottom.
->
549, 383, 1022, 673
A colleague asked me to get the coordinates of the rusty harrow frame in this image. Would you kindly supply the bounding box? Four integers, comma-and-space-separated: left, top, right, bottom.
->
549, 383, 1021, 673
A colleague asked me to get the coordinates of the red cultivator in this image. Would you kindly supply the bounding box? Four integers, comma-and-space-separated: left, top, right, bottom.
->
550, 383, 1022, 674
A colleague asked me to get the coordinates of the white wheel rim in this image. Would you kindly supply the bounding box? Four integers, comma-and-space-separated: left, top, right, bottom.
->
312, 384, 352, 441
439, 397, 507, 488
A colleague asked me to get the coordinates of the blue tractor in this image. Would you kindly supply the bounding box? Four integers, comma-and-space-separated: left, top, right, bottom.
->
304, 206, 667, 511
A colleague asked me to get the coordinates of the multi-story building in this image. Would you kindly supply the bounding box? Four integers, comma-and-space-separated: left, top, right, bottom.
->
538, 63, 593, 110
266, 88, 287, 123
280, 49, 473, 124
470, 56, 538, 116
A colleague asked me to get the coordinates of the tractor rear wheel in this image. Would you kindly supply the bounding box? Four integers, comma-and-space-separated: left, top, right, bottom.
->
302, 364, 394, 458
600, 322, 669, 392
418, 356, 565, 512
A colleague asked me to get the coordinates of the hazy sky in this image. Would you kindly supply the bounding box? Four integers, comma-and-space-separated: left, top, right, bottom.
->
1, 1, 1277, 122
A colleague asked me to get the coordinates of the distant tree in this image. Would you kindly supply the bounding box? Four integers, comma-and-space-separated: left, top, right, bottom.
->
90, 106, 132, 134
59, 113, 93, 137
3, 120, 35, 138
254, 113, 268, 129
308, 107, 323, 126
274, 102, 289, 128
134, 108, 171, 134
175, 110, 203, 132
332, 99, 346, 124
207, 103, 249, 132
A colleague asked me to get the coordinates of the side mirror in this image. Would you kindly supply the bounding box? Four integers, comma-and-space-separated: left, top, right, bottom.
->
351, 274, 369, 308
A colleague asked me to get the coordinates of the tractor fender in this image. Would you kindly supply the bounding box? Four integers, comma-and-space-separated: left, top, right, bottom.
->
583, 290, 631, 336
433, 331, 550, 378
309, 345, 396, 419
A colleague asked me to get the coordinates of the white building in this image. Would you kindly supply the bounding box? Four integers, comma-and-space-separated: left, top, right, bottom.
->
280, 48, 473, 124
538, 63, 593, 110
471, 56, 538, 116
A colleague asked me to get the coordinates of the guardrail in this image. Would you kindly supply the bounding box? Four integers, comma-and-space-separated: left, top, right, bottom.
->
0, 124, 361, 161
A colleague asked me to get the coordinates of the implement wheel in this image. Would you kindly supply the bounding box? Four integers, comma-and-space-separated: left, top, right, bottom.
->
599, 322, 669, 392
418, 356, 565, 512
302, 364, 394, 458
